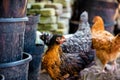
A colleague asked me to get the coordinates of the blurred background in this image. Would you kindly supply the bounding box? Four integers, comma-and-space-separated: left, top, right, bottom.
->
27, 0, 120, 35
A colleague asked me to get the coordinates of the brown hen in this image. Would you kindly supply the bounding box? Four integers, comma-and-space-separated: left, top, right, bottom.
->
41, 34, 65, 80
91, 16, 120, 72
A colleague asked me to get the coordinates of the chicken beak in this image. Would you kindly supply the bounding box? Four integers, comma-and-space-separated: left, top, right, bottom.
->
62, 36, 66, 42
59, 36, 66, 44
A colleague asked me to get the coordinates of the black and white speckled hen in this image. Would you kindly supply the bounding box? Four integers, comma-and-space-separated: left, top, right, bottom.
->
62, 11, 92, 53
60, 11, 95, 77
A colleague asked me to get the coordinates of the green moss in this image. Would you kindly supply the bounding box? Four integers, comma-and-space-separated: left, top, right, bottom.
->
57, 21, 66, 29
45, 3, 63, 9
38, 23, 58, 31
56, 29, 64, 34
27, 9, 41, 15
53, 0, 70, 8
31, 3, 46, 9
40, 8, 55, 16
39, 16, 57, 24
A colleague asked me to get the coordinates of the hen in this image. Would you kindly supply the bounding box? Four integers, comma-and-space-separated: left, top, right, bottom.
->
41, 34, 66, 80
91, 16, 120, 72
62, 11, 92, 53
40, 11, 95, 79
60, 11, 94, 76
41, 33, 95, 79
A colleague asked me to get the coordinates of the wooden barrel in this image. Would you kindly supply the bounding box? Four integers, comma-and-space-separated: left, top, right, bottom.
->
0, 0, 27, 18
86, 0, 118, 33
0, 74, 5, 80
24, 15, 44, 80
24, 15, 39, 50
69, 21, 79, 33
70, 0, 118, 33
28, 45, 44, 80
0, 17, 28, 63
0, 0, 28, 63
0, 53, 32, 80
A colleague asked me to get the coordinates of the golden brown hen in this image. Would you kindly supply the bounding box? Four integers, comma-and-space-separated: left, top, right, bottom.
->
41, 34, 65, 80
91, 16, 120, 72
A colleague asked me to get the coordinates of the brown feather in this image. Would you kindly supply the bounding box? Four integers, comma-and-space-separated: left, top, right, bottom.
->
41, 35, 65, 80
91, 16, 120, 71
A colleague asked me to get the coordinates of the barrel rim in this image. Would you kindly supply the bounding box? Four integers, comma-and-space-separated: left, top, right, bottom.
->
26, 14, 40, 24
0, 53, 32, 68
28, 14, 40, 18
0, 17, 28, 22
0, 74, 5, 80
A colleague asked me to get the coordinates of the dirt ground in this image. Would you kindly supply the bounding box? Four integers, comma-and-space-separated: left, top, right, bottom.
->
39, 70, 52, 80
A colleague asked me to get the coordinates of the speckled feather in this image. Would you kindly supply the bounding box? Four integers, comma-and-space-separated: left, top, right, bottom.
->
61, 11, 92, 53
